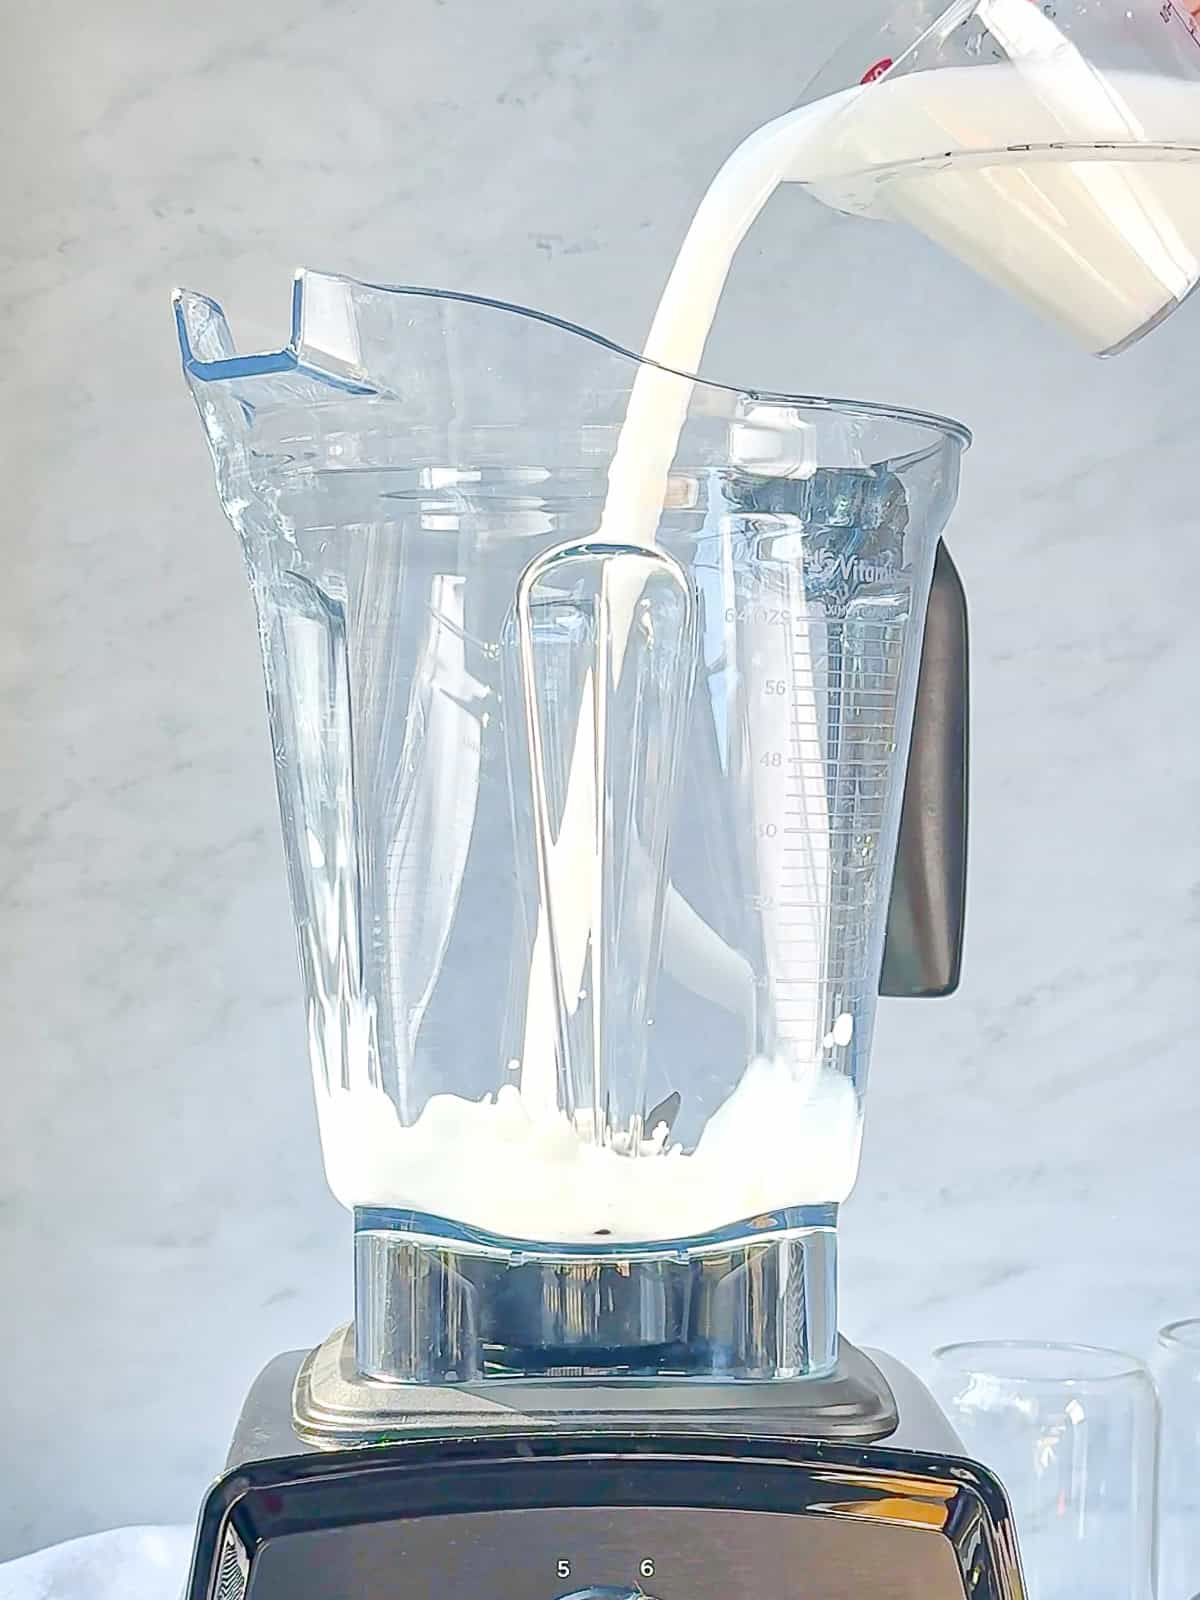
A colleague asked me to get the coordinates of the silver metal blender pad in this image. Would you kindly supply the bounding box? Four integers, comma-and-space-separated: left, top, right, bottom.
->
224, 1331, 899, 1460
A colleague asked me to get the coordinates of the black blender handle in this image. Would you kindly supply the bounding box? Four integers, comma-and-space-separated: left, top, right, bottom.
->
879, 539, 969, 998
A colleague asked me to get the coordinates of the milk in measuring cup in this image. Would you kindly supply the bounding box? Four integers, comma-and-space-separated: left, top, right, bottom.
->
798, 64, 1200, 355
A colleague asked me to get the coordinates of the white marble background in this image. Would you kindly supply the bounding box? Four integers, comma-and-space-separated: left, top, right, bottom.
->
2, 0, 1198, 1562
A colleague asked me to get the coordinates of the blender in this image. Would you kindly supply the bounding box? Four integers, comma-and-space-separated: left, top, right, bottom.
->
171, 0, 1197, 1593
177, 273, 992, 1600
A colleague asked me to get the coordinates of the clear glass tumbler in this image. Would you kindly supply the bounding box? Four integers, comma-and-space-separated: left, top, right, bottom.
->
1153, 1318, 1200, 1600
930, 1340, 1158, 1600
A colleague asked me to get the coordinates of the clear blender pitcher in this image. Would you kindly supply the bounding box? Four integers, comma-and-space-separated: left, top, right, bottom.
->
789, 0, 1200, 354
176, 273, 966, 1382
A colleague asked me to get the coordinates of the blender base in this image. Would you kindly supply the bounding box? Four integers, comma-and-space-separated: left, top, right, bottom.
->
190, 1349, 1022, 1600
353, 1205, 838, 1383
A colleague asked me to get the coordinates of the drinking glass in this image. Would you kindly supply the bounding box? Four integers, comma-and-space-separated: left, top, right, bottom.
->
930, 1340, 1157, 1600
1153, 1318, 1200, 1600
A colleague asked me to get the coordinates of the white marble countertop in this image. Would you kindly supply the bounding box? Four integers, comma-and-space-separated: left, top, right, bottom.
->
2, 0, 1198, 1563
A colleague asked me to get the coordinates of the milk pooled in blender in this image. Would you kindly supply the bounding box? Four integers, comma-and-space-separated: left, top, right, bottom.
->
320, 1065, 860, 1240
322, 60, 1200, 1240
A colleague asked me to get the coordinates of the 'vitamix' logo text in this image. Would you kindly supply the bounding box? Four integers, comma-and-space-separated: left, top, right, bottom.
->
808, 552, 898, 586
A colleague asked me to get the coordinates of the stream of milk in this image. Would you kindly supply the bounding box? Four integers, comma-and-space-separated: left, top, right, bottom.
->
599, 62, 1200, 560
322, 61, 1200, 1239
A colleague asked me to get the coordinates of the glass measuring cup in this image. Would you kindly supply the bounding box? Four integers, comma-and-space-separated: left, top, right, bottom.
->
791, 0, 1200, 354
176, 273, 966, 1379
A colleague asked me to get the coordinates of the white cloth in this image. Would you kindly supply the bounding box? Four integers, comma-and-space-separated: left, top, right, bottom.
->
0, 1528, 192, 1600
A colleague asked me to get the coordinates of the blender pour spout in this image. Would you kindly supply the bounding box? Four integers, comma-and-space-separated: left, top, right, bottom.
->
173, 288, 238, 367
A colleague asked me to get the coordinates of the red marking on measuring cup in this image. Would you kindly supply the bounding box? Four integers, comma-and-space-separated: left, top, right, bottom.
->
860, 56, 893, 82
